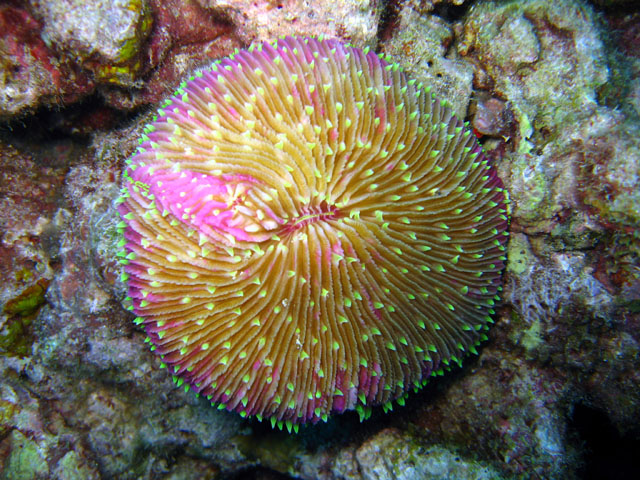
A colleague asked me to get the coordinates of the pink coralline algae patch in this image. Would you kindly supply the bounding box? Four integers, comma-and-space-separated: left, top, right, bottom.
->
117, 36, 509, 430
0, 4, 92, 117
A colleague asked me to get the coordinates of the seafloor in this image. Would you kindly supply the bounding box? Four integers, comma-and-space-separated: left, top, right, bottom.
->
1, 1, 639, 479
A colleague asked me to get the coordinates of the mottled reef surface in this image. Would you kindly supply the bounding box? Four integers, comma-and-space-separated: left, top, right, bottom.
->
1, 1, 639, 479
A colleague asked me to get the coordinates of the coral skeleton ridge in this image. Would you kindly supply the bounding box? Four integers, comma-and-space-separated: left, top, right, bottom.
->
117, 36, 508, 430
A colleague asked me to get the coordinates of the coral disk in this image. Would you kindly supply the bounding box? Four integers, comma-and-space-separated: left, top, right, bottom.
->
117, 36, 509, 429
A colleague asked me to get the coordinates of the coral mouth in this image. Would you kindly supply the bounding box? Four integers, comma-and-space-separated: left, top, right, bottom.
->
281, 201, 341, 234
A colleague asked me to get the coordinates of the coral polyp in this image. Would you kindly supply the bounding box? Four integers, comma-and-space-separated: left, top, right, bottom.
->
117, 36, 508, 429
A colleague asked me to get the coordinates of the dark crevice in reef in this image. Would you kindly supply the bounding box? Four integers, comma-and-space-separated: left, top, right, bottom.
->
377, 0, 403, 43
230, 467, 295, 480
571, 403, 640, 480
591, 0, 640, 15
431, 0, 471, 23
246, 408, 372, 452
0, 92, 136, 148
378, 0, 472, 44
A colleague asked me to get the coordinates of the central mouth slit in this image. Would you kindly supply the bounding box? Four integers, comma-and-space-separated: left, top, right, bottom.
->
282, 202, 341, 233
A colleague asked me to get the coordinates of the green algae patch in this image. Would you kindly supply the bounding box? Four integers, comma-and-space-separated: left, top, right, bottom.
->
235, 432, 303, 473
54, 451, 95, 480
507, 234, 533, 275
0, 399, 17, 438
1, 430, 49, 480
1, 279, 49, 357
520, 318, 544, 352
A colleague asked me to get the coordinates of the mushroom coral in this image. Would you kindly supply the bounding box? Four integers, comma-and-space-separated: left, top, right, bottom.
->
117, 36, 509, 430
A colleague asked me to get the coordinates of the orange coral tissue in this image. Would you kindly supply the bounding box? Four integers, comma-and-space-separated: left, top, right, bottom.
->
117, 36, 509, 430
